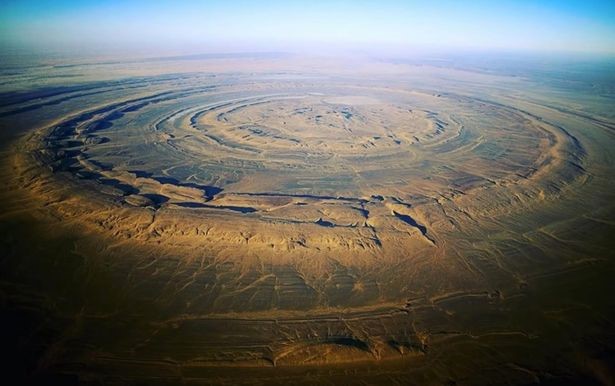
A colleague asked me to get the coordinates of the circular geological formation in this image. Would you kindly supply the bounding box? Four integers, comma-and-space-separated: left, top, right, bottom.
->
17, 74, 591, 366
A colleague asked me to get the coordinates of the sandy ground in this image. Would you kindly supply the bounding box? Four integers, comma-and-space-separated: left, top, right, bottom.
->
0, 54, 614, 385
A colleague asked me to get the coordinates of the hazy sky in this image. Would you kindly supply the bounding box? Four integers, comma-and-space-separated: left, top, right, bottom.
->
1, 0, 614, 56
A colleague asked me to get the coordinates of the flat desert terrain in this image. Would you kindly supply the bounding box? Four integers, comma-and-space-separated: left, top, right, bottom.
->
0, 54, 614, 384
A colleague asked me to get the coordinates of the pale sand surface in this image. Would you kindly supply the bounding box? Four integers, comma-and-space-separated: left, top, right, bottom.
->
0, 54, 614, 384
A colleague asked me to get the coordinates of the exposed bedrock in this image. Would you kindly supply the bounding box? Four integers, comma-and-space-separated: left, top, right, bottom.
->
4, 68, 612, 378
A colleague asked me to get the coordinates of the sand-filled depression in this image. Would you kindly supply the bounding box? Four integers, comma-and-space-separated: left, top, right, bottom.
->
1, 57, 614, 384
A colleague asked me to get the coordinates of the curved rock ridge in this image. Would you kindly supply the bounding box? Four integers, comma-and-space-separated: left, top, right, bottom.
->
24, 79, 584, 269
6, 64, 611, 379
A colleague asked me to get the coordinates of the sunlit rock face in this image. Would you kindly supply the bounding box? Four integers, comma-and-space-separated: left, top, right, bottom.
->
1, 56, 614, 384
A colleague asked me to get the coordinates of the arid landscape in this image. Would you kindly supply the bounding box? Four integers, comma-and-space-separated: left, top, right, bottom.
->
0, 52, 613, 384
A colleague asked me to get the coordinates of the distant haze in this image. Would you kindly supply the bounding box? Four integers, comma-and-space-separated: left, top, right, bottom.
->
1, 0, 614, 58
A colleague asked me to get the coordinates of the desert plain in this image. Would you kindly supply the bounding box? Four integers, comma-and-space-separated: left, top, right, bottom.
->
0, 53, 614, 384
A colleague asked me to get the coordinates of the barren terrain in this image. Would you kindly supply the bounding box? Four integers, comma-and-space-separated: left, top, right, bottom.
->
0, 54, 614, 384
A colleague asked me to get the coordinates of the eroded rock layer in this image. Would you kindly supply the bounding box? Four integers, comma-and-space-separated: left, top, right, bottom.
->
1, 60, 614, 384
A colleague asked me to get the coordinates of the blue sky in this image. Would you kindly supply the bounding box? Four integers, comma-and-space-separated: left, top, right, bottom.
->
1, 0, 614, 55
